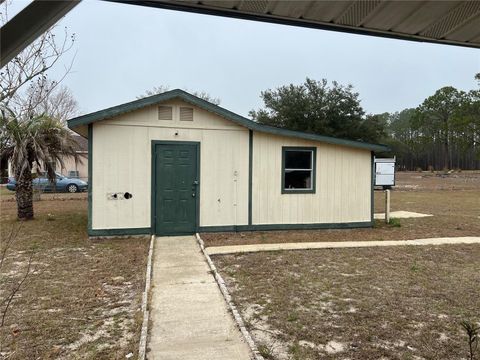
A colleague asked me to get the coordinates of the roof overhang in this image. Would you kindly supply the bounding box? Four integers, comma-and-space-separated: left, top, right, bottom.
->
1, 1, 479, 68
0, 0, 81, 67
109, 0, 480, 49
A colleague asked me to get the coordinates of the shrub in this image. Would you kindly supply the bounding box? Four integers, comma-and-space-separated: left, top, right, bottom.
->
461, 320, 479, 360
258, 344, 275, 359
388, 218, 401, 227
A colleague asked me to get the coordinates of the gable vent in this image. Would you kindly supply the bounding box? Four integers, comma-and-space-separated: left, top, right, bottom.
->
180, 107, 194, 121
158, 106, 173, 120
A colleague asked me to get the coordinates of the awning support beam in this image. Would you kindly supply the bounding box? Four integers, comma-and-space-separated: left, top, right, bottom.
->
0, 0, 81, 68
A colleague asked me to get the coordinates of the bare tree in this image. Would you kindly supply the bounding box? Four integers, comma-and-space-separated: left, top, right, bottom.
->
21, 81, 79, 123
190, 90, 221, 106
0, 1, 76, 115
138, 85, 221, 105
138, 85, 171, 99
0, 1, 79, 219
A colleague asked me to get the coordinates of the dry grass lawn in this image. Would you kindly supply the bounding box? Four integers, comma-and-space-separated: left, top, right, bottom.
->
209, 171, 480, 359
203, 171, 480, 247
215, 245, 480, 359
0, 196, 149, 359
0, 187, 11, 197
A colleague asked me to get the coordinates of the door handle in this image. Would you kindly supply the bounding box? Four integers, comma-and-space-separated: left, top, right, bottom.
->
192, 193, 196, 197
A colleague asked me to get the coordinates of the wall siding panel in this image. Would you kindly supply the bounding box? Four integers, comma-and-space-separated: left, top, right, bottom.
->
91, 100, 249, 230
90, 99, 371, 231
252, 132, 371, 225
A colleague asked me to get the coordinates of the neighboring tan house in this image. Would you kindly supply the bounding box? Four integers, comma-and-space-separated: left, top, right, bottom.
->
67, 89, 388, 237
61, 134, 89, 181
5, 134, 88, 182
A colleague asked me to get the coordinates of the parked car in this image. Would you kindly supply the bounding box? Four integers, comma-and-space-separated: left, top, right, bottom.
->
6, 172, 88, 193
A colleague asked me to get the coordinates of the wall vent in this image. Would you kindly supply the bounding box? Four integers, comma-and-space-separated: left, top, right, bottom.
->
158, 106, 173, 120
180, 107, 194, 121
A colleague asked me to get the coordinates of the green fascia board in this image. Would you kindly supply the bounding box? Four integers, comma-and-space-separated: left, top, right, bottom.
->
67, 89, 390, 152
88, 227, 151, 237
88, 124, 92, 232
198, 221, 373, 233
86, 222, 372, 237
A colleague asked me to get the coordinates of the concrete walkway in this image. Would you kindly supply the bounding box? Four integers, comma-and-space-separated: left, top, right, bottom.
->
148, 236, 252, 360
205, 237, 480, 255
374, 210, 433, 219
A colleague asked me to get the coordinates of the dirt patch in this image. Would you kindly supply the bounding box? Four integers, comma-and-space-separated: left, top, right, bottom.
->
0, 199, 149, 359
203, 184, 480, 247
0, 190, 87, 203
214, 244, 480, 359
394, 170, 480, 191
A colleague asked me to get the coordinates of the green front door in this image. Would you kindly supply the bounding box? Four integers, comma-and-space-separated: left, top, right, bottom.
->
153, 142, 199, 235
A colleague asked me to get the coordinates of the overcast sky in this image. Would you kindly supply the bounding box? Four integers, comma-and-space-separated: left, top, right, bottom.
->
12, 1, 480, 117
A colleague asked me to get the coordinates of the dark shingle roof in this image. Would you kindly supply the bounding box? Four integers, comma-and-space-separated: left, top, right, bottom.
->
72, 134, 88, 152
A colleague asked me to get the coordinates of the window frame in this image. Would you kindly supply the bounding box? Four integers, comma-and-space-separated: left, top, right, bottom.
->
281, 146, 317, 194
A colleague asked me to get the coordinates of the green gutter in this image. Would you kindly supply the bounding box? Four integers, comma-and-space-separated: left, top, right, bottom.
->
68, 89, 390, 153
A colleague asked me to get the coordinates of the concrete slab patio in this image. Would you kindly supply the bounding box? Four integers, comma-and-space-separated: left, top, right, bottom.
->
148, 236, 252, 360
205, 237, 480, 255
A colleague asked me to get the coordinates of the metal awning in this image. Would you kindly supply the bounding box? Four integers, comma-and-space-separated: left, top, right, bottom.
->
1, 0, 479, 67
112, 0, 480, 48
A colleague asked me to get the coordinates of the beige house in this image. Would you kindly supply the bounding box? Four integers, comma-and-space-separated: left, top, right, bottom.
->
60, 135, 88, 181
67, 90, 388, 237
6, 134, 88, 182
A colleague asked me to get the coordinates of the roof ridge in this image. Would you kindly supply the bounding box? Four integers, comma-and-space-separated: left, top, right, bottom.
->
67, 89, 389, 152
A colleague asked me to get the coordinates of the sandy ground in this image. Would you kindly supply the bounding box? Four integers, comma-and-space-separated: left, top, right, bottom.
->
0, 199, 149, 359
203, 171, 480, 247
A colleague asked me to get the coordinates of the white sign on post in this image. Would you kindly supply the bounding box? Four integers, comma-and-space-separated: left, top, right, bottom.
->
374, 157, 395, 187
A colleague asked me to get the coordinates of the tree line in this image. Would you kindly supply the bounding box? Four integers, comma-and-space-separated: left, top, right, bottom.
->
250, 76, 480, 171
381, 77, 480, 170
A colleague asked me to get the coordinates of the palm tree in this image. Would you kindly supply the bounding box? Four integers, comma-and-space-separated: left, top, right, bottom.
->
0, 109, 80, 220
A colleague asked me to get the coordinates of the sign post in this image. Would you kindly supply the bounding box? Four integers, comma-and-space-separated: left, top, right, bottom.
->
385, 189, 390, 223
374, 157, 396, 223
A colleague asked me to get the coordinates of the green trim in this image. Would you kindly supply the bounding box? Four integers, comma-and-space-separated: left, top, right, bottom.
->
248, 130, 253, 226
151, 140, 200, 236
150, 142, 156, 235
198, 221, 373, 233
196, 142, 201, 233
88, 227, 151, 237
87, 124, 93, 233
371, 151, 374, 223
68, 89, 389, 152
88, 221, 372, 236
281, 147, 317, 194
198, 225, 243, 232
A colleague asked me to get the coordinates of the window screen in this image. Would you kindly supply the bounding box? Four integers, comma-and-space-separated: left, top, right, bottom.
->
282, 147, 316, 193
